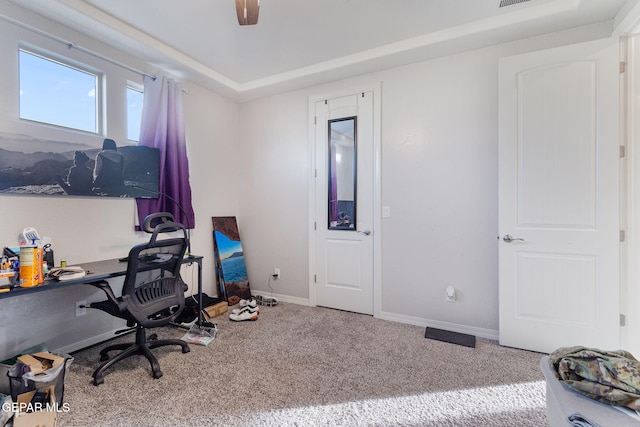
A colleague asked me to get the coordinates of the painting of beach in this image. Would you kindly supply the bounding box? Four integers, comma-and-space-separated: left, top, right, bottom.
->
212, 216, 252, 305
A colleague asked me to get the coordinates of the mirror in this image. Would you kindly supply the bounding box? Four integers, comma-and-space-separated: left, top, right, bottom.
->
328, 117, 357, 230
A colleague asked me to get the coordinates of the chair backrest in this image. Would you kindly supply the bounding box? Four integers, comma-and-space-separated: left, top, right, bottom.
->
122, 221, 188, 328
142, 212, 178, 233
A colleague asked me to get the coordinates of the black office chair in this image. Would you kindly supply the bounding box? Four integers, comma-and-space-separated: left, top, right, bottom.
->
89, 218, 190, 385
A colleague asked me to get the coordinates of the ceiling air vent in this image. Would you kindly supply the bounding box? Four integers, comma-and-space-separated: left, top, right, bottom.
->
499, 0, 532, 7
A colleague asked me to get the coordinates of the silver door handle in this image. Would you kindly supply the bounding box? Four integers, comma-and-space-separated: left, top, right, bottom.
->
358, 230, 371, 236
503, 234, 525, 243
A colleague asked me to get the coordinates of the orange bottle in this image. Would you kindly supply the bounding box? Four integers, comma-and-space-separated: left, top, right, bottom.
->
19, 246, 37, 287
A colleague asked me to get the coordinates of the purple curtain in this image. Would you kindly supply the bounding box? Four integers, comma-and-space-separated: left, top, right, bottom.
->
135, 75, 195, 230
329, 140, 338, 224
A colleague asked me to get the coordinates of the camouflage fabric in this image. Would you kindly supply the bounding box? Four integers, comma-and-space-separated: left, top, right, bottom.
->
549, 346, 640, 410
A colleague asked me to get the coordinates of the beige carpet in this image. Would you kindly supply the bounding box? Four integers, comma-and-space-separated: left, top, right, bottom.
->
58, 303, 547, 426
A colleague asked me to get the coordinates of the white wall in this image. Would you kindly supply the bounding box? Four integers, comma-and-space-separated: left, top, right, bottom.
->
0, 4, 240, 359
181, 82, 241, 295
237, 92, 311, 301
238, 23, 615, 338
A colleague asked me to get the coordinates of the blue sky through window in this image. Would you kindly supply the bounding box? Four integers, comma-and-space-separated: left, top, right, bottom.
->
127, 87, 143, 141
19, 50, 97, 133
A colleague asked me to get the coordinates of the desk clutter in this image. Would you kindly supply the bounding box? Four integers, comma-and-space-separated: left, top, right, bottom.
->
1, 227, 60, 292
47, 267, 86, 281
0, 344, 72, 427
0, 227, 91, 295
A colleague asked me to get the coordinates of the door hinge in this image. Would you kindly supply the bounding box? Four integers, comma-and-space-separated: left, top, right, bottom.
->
314, 221, 316, 230
314, 274, 317, 283
620, 61, 626, 74
620, 230, 626, 242
621, 314, 627, 327
314, 169, 317, 178
620, 146, 626, 158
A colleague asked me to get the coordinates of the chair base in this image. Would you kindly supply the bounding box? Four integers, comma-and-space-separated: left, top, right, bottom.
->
93, 325, 190, 386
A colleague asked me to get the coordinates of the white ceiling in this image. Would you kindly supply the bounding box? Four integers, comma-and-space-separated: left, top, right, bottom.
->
4, 0, 637, 100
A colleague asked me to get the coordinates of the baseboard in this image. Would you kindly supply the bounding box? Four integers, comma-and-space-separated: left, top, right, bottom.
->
250, 290, 311, 306
53, 329, 128, 355
379, 311, 499, 341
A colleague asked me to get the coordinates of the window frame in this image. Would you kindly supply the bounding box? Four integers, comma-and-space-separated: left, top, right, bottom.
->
0, 19, 146, 150
18, 45, 104, 136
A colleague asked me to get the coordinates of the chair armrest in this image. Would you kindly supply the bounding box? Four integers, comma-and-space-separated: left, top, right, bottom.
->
89, 280, 127, 313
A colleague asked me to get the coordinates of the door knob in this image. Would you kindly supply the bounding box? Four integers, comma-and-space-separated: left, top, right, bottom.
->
503, 234, 525, 243
358, 230, 372, 236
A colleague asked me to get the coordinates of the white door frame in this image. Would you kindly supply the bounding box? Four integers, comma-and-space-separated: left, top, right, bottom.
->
308, 82, 382, 318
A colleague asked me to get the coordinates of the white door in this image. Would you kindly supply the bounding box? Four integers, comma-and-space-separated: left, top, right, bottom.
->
498, 38, 620, 354
314, 92, 374, 314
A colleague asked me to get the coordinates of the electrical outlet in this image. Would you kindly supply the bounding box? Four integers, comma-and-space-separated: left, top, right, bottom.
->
76, 300, 87, 317
273, 268, 280, 279
445, 286, 456, 303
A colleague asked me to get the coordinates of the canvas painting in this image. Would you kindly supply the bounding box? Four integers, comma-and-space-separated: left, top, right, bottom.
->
0, 133, 159, 198
211, 216, 251, 305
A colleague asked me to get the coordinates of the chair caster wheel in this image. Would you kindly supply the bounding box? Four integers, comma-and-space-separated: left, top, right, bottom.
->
148, 334, 158, 341
100, 354, 110, 362
93, 377, 104, 386
182, 347, 190, 354
153, 370, 163, 379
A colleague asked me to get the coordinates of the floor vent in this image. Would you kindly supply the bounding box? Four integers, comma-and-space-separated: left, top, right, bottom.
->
499, 0, 532, 7
425, 327, 476, 348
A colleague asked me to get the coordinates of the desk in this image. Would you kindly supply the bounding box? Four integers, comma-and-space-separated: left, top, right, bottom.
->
0, 255, 205, 326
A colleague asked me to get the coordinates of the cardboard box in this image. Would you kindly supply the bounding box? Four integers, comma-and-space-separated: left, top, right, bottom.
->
203, 301, 228, 319
13, 387, 57, 427
17, 352, 64, 376
16, 355, 44, 375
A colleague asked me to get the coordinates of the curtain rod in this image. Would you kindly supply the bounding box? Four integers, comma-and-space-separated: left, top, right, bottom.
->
0, 12, 156, 81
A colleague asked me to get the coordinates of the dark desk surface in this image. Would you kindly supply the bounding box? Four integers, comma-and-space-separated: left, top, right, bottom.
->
0, 255, 202, 300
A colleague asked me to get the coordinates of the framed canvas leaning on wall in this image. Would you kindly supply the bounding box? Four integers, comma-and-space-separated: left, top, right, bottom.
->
212, 216, 252, 305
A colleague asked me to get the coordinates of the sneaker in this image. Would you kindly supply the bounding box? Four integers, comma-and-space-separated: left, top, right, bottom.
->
255, 295, 278, 306
229, 306, 259, 322
231, 299, 258, 314
232, 304, 259, 316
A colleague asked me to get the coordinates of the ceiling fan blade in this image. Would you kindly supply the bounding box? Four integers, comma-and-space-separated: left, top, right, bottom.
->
235, 0, 259, 25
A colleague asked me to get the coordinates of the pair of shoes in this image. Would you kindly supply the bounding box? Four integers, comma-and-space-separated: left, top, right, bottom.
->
231, 298, 258, 314
229, 299, 259, 322
229, 308, 258, 321
255, 294, 279, 307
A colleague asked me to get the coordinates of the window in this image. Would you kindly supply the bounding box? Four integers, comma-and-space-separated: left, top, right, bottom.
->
19, 49, 99, 133
127, 85, 143, 142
